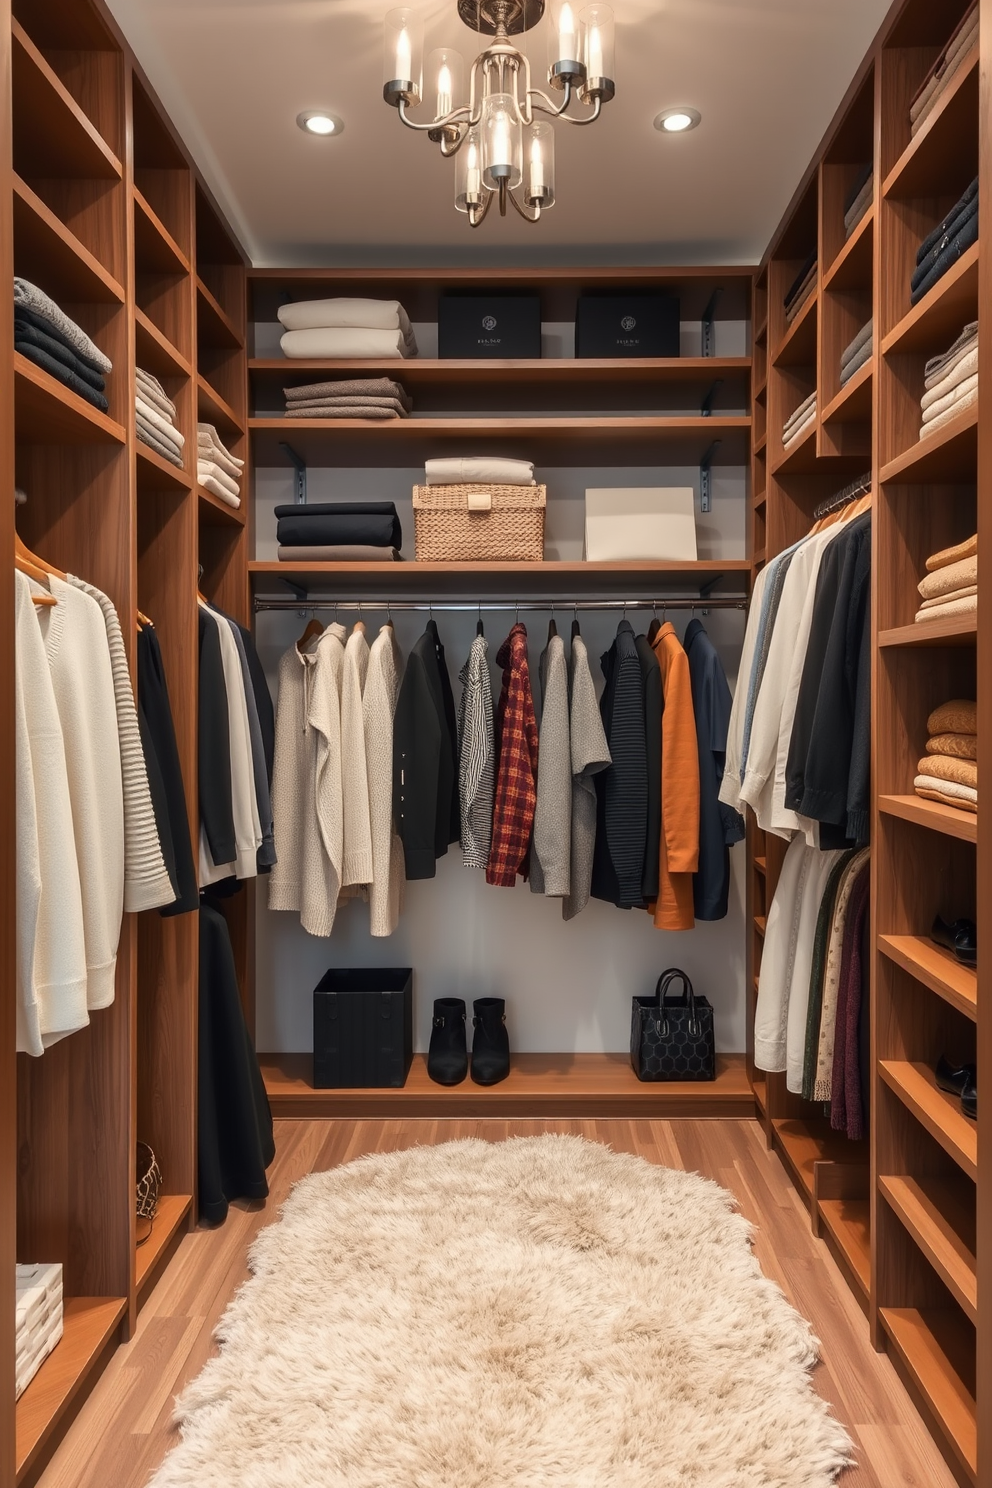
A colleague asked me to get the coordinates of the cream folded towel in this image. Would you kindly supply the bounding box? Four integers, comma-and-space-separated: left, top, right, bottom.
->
919, 383, 978, 438
919, 584, 976, 610
197, 423, 243, 477
280, 327, 413, 360
278, 297, 415, 341
197, 460, 240, 499
198, 474, 241, 510
136, 394, 183, 446
914, 592, 977, 621
921, 349, 978, 411
135, 368, 176, 419
424, 457, 536, 486
918, 553, 977, 600
924, 322, 978, 385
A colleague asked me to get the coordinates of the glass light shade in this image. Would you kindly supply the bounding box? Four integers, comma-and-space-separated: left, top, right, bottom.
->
425, 47, 465, 121
455, 127, 485, 213
548, 0, 584, 87
383, 8, 423, 103
580, 4, 614, 89
525, 121, 555, 208
481, 93, 522, 191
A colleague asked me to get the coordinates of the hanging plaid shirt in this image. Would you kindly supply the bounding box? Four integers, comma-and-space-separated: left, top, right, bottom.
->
486, 623, 539, 886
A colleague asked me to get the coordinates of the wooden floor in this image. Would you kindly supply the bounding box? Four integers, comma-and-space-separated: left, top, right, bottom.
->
34, 1118, 958, 1488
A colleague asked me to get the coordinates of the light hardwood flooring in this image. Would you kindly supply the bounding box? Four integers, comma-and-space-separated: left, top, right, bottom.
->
35, 1118, 957, 1488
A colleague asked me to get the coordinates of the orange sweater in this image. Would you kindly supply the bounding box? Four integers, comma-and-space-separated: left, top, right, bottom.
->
649, 623, 700, 930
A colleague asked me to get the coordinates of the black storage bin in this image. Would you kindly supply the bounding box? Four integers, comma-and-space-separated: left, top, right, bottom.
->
438, 294, 541, 358
313, 967, 413, 1088
575, 292, 680, 358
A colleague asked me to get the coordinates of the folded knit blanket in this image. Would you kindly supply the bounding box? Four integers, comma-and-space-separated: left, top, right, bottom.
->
841, 319, 873, 369
14, 278, 112, 372
915, 776, 977, 811
927, 532, 977, 571
137, 419, 184, 467
930, 698, 977, 735
922, 369, 979, 426
425, 456, 535, 486
925, 330, 978, 392
913, 192, 978, 292
284, 403, 404, 420
14, 314, 106, 392
912, 214, 979, 307
785, 273, 816, 323
135, 368, 176, 419
280, 327, 415, 360
912, 3, 977, 110
277, 544, 400, 562
199, 473, 241, 509
136, 394, 183, 447
840, 339, 872, 387
274, 501, 402, 550
914, 592, 977, 622
919, 553, 977, 601
844, 182, 873, 238
278, 296, 416, 343
197, 460, 240, 499
783, 392, 816, 435
16, 341, 110, 412
919, 584, 977, 610
783, 411, 816, 446
284, 376, 412, 409
927, 731, 977, 760
911, 4, 978, 128
917, 178, 978, 263
920, 382, 977, 438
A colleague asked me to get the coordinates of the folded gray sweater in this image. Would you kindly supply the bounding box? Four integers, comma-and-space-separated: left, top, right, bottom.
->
14, 278, 112, 373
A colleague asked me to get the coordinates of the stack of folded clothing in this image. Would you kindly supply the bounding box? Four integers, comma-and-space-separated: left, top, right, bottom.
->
783, 392, 816, 448
198, 422, 244, 509
14, 278, 111, 412
278, 298, 418, 359
911, 178, 978, 306
283, 376, 412, 421
136, 368, 184, 468
919, 320, 977, 438
840, 318, 873, 386
784, 250, 817, 324
275, 501, 402, 562
916, 698, 977, 814
844, 164, 873, 238
16, 1263, 63, 1400
424, 456, 536, 485
911, 2, 977, 138
915, 532, 977, 623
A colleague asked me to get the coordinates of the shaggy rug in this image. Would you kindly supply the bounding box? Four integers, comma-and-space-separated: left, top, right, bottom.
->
149, 1136, 853, 1487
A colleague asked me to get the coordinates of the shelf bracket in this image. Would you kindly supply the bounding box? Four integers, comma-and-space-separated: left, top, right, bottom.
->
701, 287, 722, 357
700, 378, 723, 417
279, 442, 307, 505
699, 439, 721, 515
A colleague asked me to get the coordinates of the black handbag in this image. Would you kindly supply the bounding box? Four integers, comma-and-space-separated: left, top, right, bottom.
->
630, 968, 716, 1082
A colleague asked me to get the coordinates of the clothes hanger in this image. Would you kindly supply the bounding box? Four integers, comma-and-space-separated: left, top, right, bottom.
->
14, 535, 59, 607
15, 532, 66, 583
297, 604, 324, 651
547, 601, 557, 641
570, 601, 580, 640
476, 602, 484, 637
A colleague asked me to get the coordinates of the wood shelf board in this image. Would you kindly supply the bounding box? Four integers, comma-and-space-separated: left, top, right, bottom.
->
136, 441, 191, 495
135, 1194, 192, 1295
15, 1296, 127, 1480
878, 615, 977, 648
877, 794, 976, 844
879, 406, 977, 485
882, 47, 979, 202
198, 373, 244, 435
14, 353, 125, 445
197, 276, 244, 351
251, 355, 752, 386
753, 856, 767, 875
198, 485, 245, 527
753, 1076, 767, 1115
12, 174, 124, 305
823, 208, 874, 293
132, 187, 190, 277
134, 306, 192, 382
817, 1197, 871, 1298
11, 19, 122, 182
878, 1061, 977, 1179
770, 421, 818, 475
771, 294, 817, 367
821, 361, 873, 425
879, 1176, 976, 1323
879, 1308, 976, 1481
250, 265, 755, 289
881, 242, 979, 358
770, 1119, 862, 1201
259, 1052, 754, 1118
877, 934, 977, 1021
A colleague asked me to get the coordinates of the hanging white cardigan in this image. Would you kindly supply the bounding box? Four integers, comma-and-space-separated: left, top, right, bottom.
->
199, 602, 262, 885
365, 623, 405, 936
340, 624, 373, 887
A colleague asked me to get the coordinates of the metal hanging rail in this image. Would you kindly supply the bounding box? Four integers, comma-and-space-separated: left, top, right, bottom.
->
253, 597, 748, 614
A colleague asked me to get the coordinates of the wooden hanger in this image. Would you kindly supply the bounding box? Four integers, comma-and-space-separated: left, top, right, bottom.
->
296, 615, 324, 652
15, 532, 66, 583
14, 535, 58, 606
137, 608, 153, 629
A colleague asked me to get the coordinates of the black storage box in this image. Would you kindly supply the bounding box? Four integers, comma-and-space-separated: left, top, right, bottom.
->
313, 968, 413, 1088
438, 294, 541, 359
575, 292, 680, 358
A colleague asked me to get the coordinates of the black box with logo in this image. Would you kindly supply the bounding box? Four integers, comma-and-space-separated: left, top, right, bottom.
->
313, 967, 414, 1088
575, 292, 680, 358
438, 293, 542, 358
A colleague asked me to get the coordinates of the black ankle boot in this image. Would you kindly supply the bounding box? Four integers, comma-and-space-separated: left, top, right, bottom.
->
471, 998, 510, 1086
427, 999, 467, 1086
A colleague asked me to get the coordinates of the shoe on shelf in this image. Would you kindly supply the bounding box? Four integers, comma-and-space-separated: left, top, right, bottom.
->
930, 915, 977, 967
427, 998, 468, 1086
935, 1054, 976, 1101
961, 1069, 978, 1121
470, 997, 510, 1086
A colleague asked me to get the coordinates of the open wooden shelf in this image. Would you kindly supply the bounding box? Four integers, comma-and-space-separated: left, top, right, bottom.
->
818, 1198, 871, 1298
259, 1051, 754, 1119
13, 353, 125, 445
879, 1307, 977, 1483
198, 372, 244, 436
132, 186, 190, 276
135, 1194, 192, 1303
823, 206, 874, 292
878, 794, 977, 844
772, 293, 817, 367
878, 614, 977, 648
198, 484, 245, 526
882, 46, 979, 201
822, 361, 873, 425
15, 1296, 127, 1482
880, 1175, 976, 1323
136, 440, 190, 495
878, 934, 977, 1021
134, 306, 191, 383
11, 19, 122, 180
770, 1118, 864, 1202
879, 1061, 977, 1179
771, 419, 817, 475
879, 403, 977, 484
881, 241, 979, 358
12, 174, 124, 305
197, 276, 243, 350
251, 355, 752, 387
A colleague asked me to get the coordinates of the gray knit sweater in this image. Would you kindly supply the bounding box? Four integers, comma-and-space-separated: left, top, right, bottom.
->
531, 632, 571, 897
457, 634, 495, 869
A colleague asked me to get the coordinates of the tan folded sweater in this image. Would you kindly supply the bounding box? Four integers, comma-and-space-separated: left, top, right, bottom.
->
918, 753, 977, 790
927, 731, 977, 761
914, 594, 976, 622
927, 533, 978, 572
916, 785, 978, 813
918, 554, 977, 600
919, 584, 976, 610
928, 699, 977, 736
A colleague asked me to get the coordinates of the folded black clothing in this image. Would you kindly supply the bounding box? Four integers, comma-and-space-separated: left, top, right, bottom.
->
843, 162, 873, 214
912, 193, 978, 291
16, 341, 110, 411
916, 177, 978, 265
14, 315, 106, 393
784, 248, 817, 308
273, 501, 402, 550
13, 300, 109, 376
911, 211, 979, 305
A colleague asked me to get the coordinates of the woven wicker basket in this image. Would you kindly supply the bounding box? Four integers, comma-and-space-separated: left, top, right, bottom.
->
413, 484, 546, 562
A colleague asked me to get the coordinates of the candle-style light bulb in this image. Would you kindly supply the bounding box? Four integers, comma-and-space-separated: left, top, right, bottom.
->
586, 22, 603, 77
492, 106, 511, 170
559, 1, 577, 63
395, 24, 412, 81
467, 137, 481, 198
529, 133, 544, 196
436, 61, 452, 118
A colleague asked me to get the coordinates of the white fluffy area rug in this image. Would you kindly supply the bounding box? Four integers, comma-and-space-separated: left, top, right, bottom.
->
149, 1136, 853, 1488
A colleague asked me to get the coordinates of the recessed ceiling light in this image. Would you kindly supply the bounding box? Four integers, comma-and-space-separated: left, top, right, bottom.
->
654, 107, 701, 133
297, 110, 344, 137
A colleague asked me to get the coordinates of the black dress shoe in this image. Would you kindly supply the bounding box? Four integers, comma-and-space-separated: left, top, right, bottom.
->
935, 1054, 976, 1099
427, 998, 468, 1086
470, 998, 510, 1086
961, 1070, 978, 1121
930, 915, 977, 967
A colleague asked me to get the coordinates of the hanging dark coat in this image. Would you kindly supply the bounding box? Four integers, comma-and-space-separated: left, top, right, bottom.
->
683, 618, 746, 920
138, 624, 198, 916
591, 620, 648, 910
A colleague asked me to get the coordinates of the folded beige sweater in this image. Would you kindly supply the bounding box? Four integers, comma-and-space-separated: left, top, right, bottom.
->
927, 731, 977, 761
929, 699, 977, 735
927, 532, 977, 571
915, 593, 977, 622
920, 383, 978, 438
918, 554, 977, 600
918, 753, 977, 790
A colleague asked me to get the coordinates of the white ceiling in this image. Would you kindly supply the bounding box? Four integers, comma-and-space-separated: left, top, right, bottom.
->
105, 0, 889, 267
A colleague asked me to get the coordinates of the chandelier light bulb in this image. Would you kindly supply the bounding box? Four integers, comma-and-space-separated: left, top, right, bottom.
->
437, 62, 453, 116
383, 8, 423, 104
396, 26, 411, 79
559, 2, 578, 64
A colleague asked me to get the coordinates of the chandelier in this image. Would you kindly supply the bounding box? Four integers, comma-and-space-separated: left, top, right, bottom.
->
382, 0, 615, 226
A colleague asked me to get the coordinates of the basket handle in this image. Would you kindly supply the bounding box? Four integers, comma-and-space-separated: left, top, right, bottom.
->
466, 490, 492, 512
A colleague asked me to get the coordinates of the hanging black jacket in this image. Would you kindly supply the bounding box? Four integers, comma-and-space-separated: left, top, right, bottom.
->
591, 620, 648, 909
393, 621, 459, 879
683, 619, 745, 920
138, 624, 198, 916
198, 607, 236, 866
635, 633, 662, 903
236, 621, 275, 786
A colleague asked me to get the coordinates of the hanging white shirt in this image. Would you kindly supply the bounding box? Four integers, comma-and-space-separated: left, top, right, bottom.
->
340, 623, 373, 887
364, 624, 405, 936
198, 602, 262, 884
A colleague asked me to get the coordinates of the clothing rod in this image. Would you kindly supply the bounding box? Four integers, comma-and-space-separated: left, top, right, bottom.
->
253, 597, 749, 614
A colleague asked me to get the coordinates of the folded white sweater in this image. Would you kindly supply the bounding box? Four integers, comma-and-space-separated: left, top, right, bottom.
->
424, 457, 535, 485
278, 296, 415, 342
280, 327, 414, 359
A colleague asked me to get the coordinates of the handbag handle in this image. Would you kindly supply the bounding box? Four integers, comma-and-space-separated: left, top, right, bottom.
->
653, 968, 701, 1038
